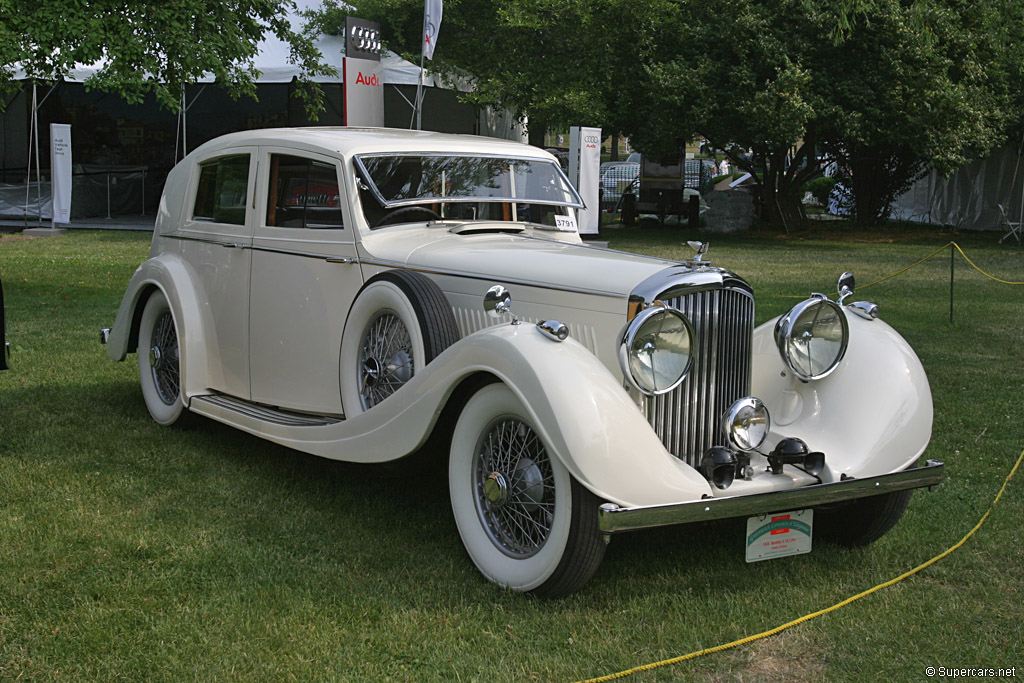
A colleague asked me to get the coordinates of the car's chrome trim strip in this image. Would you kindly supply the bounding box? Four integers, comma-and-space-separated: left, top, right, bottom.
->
598, 460, 944, 533
358, 258, 627, 300
165, 232, 248, 249
166, 233, 356, 263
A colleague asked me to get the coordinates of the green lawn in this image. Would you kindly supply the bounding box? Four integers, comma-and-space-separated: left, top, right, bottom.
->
1, 226, 1021, 681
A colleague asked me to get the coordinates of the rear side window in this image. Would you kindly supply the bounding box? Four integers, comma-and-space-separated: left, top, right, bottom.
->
193, 155, 250, 225
266, 154, 344, 229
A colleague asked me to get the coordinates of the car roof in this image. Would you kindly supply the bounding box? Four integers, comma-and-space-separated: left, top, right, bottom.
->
188, 127, 553, 161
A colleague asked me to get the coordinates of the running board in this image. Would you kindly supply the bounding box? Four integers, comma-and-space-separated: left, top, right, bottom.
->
191, 394, 342, 427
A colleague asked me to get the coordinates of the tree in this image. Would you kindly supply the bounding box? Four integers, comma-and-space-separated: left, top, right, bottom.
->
309, 0, 1019, 226
652, 0, 1013, 224
0, 0, 333, 115
306, 0, 680, 138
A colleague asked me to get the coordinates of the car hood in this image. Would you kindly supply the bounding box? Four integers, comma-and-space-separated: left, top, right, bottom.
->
359, 224, 677, 299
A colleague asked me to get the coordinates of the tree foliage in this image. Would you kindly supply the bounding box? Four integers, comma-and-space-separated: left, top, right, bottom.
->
311, 0, 1022, 225
0, 0, 333, 114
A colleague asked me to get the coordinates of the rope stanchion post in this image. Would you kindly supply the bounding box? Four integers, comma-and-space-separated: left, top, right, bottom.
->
950, 242, 955, 324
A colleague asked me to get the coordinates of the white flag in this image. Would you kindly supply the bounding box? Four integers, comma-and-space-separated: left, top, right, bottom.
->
423, 0, 443, 59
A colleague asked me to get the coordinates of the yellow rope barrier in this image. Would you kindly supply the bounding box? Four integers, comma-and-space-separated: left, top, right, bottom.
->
950, 242, 1024, 285
855, 242, 955, 291
578, 446, 1024, 683
855, 241, 1024, 291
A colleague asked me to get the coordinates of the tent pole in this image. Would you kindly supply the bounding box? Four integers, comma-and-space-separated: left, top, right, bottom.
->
34, 84, 42, 226
174, 94, 181, 163
24, 83, 36, 228
1017, 140, 1024, 226
414, 52, 425, 130
183, 87, 188, 158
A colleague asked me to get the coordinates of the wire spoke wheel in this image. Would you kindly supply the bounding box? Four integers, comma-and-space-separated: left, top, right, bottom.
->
357, 310, 414, 410
449, 383, 607, 596
137, 290, 190, 426
340, 270, 460, 418
474, 416, 556, 558
149, 310, 181, 405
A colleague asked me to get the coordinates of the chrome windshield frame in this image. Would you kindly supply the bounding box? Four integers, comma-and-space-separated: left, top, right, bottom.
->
353, 152, 585, 210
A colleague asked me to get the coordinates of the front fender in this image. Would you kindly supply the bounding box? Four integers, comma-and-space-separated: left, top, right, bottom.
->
228, 323, 713, 509
105, 254, 210, 398
752, 307, 933, 480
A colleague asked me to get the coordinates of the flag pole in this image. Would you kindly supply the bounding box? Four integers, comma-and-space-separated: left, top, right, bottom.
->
414, 0, 426, 130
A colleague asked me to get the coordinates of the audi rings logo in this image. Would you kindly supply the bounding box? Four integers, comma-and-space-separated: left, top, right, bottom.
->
584, 135, 600, 144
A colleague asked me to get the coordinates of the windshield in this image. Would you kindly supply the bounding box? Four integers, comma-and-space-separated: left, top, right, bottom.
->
355, 153, 584, 209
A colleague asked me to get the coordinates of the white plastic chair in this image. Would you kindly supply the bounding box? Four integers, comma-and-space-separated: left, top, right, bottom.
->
998, 204, 1021, 245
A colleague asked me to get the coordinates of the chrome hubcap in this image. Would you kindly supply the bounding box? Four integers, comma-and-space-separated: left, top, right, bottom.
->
149, 346, 162, 369
484, 472, 509, 507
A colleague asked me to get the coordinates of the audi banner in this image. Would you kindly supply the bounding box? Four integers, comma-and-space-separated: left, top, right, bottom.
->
569, 126, 601, 235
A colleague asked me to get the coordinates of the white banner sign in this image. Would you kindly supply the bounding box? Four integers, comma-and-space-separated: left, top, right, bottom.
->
343, 57, 384, 127
569, 126, 601, 235
50, 123, 72, 224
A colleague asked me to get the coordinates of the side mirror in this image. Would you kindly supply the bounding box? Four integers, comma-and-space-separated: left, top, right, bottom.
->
483, 285, 518, 324
837, 272, 855, 304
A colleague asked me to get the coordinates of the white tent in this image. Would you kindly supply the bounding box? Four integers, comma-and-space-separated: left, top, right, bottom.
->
890, 146, 1024, 232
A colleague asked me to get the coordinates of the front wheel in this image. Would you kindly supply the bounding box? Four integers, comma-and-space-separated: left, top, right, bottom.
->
449, 383, 606, 597
137, 290, 190, 426
814, 489, 913, 547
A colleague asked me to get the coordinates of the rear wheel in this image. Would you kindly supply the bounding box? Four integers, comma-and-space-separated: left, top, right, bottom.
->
449, 383, 606, 597
137, 290, 190, 426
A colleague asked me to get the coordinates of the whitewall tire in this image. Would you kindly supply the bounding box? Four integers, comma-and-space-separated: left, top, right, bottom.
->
137, 290, 190, 426
449, 383, 606, 597
340, 270, 458, 416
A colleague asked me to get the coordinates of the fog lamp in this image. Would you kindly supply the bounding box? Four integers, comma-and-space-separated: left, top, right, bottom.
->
722, 396, 770, 452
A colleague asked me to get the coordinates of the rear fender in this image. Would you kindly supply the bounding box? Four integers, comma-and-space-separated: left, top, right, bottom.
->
105, 254, 209, 398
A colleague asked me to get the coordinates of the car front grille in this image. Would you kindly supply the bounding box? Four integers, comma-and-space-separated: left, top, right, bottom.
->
645, 286, 754, 469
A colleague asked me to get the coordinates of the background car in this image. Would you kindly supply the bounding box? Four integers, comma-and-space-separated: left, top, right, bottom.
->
599, 161, 640, 212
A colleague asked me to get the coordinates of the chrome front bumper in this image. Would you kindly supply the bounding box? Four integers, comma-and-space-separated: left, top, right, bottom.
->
598, 460, 944, 534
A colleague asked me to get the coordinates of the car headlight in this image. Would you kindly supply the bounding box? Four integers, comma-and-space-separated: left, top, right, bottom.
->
774, 296, 849, 381
618, 306, 694, 395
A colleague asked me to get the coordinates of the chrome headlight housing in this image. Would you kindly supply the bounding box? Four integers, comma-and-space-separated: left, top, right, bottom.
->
722, 397, 770, 452
774, 295, 849, 381
618, 306, 695, 395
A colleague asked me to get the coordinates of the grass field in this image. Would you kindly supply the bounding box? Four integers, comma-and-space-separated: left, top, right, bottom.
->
1, 225, 1021, 681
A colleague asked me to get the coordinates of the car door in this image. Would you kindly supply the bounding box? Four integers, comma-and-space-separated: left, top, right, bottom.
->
176, 148, 257, 399
248, 147, 363, 415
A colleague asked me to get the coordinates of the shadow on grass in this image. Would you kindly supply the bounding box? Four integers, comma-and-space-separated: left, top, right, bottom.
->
2, 376, 916, 611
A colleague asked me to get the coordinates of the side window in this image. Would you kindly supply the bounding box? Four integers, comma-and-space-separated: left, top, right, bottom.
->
193, 154, 250, 225
266, 154, 344, 229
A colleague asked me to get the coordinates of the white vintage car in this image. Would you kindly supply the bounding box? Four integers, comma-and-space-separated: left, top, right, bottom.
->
103, 128, 942, 597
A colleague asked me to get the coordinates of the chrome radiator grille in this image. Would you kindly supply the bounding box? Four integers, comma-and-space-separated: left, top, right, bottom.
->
645, 286, 754, 469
